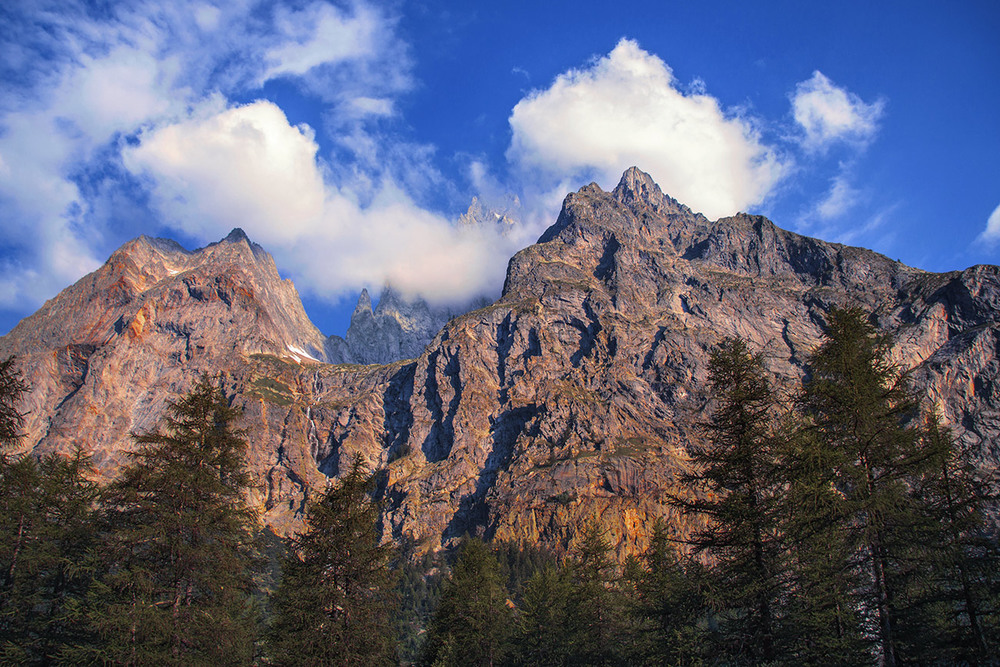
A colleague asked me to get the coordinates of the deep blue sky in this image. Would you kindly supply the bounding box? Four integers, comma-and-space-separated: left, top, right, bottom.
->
1, 0, 997, 336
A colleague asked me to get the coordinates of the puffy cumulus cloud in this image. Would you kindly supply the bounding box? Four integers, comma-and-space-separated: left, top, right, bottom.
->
0, 0, 412, 317
791, 71, 885, 153
0, 36, 187, 310
124, 100, 327, 243
125, 101, 512, 304
506, 39, 789, 220
977, 203, 1000, 245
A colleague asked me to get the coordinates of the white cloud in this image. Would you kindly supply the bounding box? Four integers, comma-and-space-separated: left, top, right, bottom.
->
193, 4, 222, 32
0, 0, 420, 317
816, 175, 860, 220
262, 2, 384, 83
124, 100, 327, 244
977, 203, 1000, 244
506, 39, 789, 220
125, 101, 512, 304
791, 71, 884, 153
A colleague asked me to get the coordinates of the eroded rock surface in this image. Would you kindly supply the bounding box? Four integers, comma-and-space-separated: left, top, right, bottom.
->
3, 168, 999, 557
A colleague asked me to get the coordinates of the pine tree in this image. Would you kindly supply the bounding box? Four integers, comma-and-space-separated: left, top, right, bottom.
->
626, 521, 709, 666
779, 425, 868, 664
671, 337, 786, 663
800, 306, 927, 666
512, 564, 572, 666
897, 415, 1000, 662
420, 538, 513, 667
0, 450, 99, 664
267, 456, 398, 666
84, 375, 260, 665
562, 521, 628, 666
0, 356, 27, 452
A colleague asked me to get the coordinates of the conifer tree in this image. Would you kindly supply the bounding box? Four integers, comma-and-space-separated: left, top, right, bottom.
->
84, 375, 260, 665
672, 337, 786, 663
512, 564, 572, 666
267, 456, 398, 666
562, 521, 628, 666
800, 306, 927, 666
0, 450, 99, 664
897, 415, 1000, 662
420, 538, 513, 667
0, 356, 26, 451
779, 425, 868, 663
0, 359, 100, 663
626, 521, 709, 666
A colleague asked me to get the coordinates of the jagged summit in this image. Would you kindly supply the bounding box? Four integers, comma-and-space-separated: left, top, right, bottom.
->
353, 288, 373, 317
223, 227, 251, 244
3, 167, 1000, 552
612, 166, 697, 218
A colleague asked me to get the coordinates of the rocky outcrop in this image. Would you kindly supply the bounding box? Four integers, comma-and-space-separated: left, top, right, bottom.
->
3, 168, 1000, 558
326, 286, 487, 365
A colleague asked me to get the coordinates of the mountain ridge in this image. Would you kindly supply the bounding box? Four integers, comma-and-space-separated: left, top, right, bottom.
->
2, 167, 998, 557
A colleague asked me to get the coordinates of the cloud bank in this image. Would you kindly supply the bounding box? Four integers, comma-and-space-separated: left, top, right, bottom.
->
0, 10, 895, 326
507, 39, 790, 220
125, 100, 510, 304
0, 1, 506, 313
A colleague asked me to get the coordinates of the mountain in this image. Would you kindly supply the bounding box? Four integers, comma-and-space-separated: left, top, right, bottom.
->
2, 168, 999, 556
326, 286, 488, 366
324, 195, 520, 366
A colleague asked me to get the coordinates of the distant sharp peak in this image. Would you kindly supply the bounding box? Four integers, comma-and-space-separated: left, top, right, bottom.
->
134, 234, 190, 255
112, 234, 189, 263
458, 194, 522, 236
612, 166, 698, 219
223, 227, 251, 244
353, 288, 374, 317
203, 227, 271, 262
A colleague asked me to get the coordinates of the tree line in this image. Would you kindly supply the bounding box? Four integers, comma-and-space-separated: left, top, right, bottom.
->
1, 306, 999, 665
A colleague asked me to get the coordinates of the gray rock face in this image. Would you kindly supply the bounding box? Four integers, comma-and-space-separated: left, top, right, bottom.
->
327, 287, 486, 366
324, 193, 520, 366
3, 168, 1000, 557
457, 195, 521, 236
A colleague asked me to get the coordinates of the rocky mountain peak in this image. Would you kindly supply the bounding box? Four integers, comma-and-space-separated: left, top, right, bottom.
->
612, 166, 695, 218
223, 227, 251, 244
353, 288, 374, 318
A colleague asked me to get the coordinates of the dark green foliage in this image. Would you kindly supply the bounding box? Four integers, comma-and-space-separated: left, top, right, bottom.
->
779, 425, 868, 663
83, 375, 260, 665
512, 564, 573, 666
0, 356, 100, 664
395, 549, 446, 665
492, 539, 560, 604
420, 538, 513, 667
896, 416, 1000, 663
0, 357, 26, 450
267, 456, 398, 666
563, 522, 628, 666
626, 521, 709, 666
0, 450, 99, 664
672, 337, 786, 663
799, 306, 928, 665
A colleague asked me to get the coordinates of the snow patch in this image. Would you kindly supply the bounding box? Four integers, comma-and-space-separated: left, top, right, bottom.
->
286, 344, 320, 363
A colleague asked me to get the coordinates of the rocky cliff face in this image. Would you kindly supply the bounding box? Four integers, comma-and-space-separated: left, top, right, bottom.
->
326, 286, 487, 365
0, 229, 328, 465
3, 168, 999, 558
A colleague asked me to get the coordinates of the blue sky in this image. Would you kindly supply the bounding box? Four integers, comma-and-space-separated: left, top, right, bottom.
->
0, 0, 997, 336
